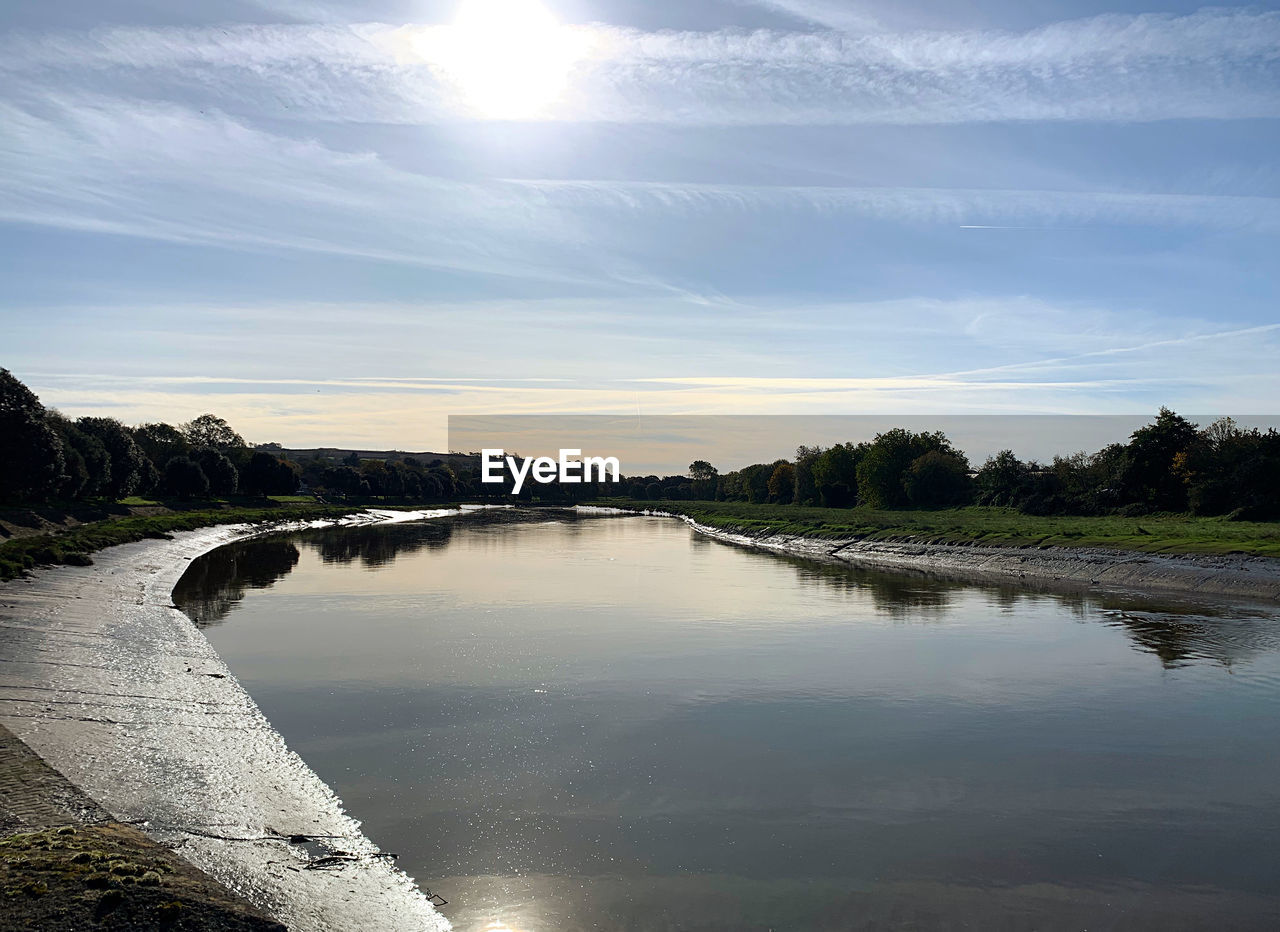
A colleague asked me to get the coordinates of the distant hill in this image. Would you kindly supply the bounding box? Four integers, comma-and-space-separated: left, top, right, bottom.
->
258, 446, 480, 472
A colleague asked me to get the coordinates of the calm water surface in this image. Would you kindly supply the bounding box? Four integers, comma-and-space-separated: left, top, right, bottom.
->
174, 511, 1280, 931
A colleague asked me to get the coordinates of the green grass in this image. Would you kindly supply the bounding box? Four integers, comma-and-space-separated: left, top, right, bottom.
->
601, 499, 1280, 558
0, 503, 354, 582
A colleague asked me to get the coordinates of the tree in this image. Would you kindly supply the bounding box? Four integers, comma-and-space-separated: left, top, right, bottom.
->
321, 465, 364, 497
663, 482, 691, 501
180, 414, 247, 459
137, 457, 161, 496
51, 421, 90, 500
133, 423, 190, 469
689, 460, 718, 499
1121, 408, 1200, 511
76, 416, 146, 500
689, 460, 715, 481
767, 462, 796, 503
1178, 420, 1280, 519
0, 369, 64, 503
792, 446, 823, 505
744, 463, 774, 503
857, 429, 953, 508
1228, 430, 1280, 519
192, 448, 239, 496
812, 443, 861, 507
360, 460, 395, 496
437, 464, 459, 497
974, 450, 1030, 507
48, 413, 111, 499
1087, 443, 1129, 511
904, 450, 972, 507
163, 457, 210, 500
418, 471, 442, 500
240, 452, 300, 497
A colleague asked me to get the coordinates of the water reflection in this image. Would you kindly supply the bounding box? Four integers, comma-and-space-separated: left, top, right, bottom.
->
781, 555, 963, 619
308, 520, 454, 568
1101, 607, 1280, 668
172, 512, 1280, 931
176, 513, 1280, 670
173, 538, 300, 626
747, 546, 1280, 668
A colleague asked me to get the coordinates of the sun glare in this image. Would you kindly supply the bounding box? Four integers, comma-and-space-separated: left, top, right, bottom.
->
431, 0, 584, 119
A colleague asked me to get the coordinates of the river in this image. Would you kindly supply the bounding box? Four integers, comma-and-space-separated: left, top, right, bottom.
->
173, 509, 1280, 931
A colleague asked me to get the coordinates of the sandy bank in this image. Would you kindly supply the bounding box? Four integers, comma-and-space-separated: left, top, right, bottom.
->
585, 507, 1280, 604
0, 514, 453, 932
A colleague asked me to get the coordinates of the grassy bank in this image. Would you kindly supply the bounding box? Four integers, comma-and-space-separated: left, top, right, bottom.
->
602, 500, 1280, 558
0, 503, 357, 582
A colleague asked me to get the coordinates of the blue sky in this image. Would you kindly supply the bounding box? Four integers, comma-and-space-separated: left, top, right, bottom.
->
2, 0, 1278, 449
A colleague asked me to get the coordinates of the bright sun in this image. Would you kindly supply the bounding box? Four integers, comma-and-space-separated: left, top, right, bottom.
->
432, 0, 584, 119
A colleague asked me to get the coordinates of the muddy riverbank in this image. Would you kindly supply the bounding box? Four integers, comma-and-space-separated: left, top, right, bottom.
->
0, 515, 453, 932
0, 722, 285, 930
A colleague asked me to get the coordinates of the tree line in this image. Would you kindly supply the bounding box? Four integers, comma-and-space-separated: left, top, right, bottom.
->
615, 409, 1280, 520
6, 367, 1277, 519
0, 369, 469, 505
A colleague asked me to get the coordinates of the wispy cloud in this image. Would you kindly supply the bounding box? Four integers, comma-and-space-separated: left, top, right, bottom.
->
0, 94, 617, 286
503, 179, 1280, 232
29, 367, 1278, 452
1, 91, 1274, 289
732, 0, 886, 34
629, 318, 1280, 406
937, 323, 1280, 381
3, 8, 1278, 124
14, 294, 1280, 440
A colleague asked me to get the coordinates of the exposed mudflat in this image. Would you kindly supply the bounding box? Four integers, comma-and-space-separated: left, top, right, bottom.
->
0, 745, 286, 932
586, 507, 1280, 604
0, 516, 453, 932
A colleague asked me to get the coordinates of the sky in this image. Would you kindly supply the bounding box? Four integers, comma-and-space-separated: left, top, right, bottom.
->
2, 0, 1279, 451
